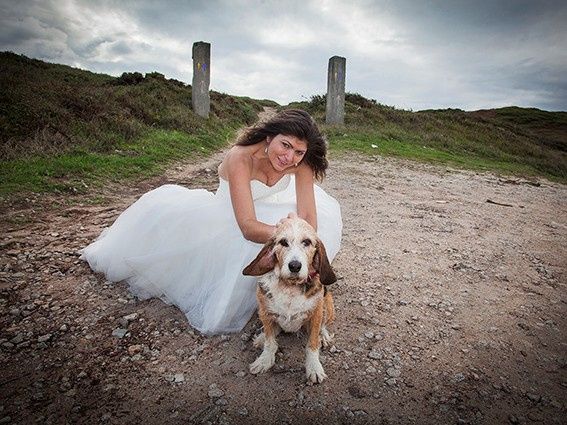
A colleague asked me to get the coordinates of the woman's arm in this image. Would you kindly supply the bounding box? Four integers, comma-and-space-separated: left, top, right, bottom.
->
294, 163, 317, 230
225, 150, 276, 244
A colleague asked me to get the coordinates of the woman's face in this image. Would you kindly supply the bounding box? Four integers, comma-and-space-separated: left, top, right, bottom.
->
266, 134, 308, 172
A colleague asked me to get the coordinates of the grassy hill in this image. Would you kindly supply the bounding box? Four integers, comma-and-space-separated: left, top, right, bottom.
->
0, 52, 276, 194
1, 52, 566, 195
292, 94, 567, 182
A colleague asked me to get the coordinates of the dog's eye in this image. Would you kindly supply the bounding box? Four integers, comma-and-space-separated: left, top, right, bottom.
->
279, 238, 289, 247
302, 239, 312, 247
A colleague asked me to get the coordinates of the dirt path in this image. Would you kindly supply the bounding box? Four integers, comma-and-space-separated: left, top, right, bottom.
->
1, 151, 566, 424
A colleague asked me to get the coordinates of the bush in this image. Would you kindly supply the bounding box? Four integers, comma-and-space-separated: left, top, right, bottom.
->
116, 72, 144, 85
308, 94, 326, 109
345, 93, 377, 108
145, 72, 165, 80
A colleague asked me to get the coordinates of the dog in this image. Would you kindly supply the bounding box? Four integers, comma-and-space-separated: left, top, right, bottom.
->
242, 214, 337, 383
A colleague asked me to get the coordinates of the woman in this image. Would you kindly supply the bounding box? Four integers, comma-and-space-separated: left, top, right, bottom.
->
81, 109, 342, 335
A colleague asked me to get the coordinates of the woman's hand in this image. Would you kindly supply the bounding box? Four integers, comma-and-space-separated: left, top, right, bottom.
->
277, 212, 298, 227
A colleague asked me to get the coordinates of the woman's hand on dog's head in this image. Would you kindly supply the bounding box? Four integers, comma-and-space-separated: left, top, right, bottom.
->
276, 212, 298, 227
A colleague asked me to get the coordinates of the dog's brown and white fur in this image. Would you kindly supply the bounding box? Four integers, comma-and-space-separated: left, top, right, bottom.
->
243, 215, 337, 383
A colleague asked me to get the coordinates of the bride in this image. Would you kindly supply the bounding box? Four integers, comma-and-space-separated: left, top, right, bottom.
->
81, 109, 342, 335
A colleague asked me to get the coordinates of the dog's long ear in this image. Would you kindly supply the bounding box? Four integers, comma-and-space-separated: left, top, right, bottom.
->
243, 240, 276, 276
313, 239, 337, 285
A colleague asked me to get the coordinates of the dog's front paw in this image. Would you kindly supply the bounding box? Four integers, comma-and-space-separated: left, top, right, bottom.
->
305, 350, 327, 383
249, 352, 275, 374
320, 327, 334, 348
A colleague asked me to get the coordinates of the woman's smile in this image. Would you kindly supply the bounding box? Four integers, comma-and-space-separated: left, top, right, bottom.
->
277, 156, 290, 168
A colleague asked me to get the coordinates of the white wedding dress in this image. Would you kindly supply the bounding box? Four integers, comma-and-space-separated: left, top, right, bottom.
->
80, 174, 342, 335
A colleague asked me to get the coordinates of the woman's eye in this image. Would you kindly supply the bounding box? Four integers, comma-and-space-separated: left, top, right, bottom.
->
302, 239, 312, 247
279, 239, 289, 247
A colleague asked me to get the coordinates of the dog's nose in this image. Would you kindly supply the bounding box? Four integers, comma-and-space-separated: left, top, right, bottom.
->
288, 260, 302, 273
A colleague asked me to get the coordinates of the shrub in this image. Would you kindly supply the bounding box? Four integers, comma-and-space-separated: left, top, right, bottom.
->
116, 72, 144, 85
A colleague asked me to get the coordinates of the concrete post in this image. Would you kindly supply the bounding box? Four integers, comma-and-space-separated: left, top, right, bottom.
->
192, 41, 211, 118
325, 56, 346, 125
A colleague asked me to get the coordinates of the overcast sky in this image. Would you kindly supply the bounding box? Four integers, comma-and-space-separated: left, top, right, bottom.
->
1, 0, 566, 111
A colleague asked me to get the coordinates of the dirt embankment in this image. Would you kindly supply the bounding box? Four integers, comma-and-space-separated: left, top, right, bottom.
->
1, 152, 566, 424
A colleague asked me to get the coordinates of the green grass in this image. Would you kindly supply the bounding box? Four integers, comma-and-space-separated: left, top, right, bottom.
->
328, 130, 548, 178
290, 94, 566, 183
0, 128, 233, 194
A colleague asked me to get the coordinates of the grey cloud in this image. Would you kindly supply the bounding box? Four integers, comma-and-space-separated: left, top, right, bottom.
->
1, 0, 566, 110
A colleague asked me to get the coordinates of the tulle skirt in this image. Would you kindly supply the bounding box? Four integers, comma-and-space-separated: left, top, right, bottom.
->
81, 177, 342, 335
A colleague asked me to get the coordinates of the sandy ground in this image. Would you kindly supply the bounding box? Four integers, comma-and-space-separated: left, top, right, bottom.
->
1, 151, 566, 425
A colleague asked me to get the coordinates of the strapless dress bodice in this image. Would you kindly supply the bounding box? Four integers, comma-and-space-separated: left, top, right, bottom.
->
215, 174, 292, 201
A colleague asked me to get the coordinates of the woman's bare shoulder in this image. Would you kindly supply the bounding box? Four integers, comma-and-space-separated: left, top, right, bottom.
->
219, 145, 255, 179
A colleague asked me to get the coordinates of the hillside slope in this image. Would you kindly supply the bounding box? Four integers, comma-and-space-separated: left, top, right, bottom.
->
1, 52, 566, 195
0, 52, 276, 193
0, 51, 276, 159
293, 95, 567, 181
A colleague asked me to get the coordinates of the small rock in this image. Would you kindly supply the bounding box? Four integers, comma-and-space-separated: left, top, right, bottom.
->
10, 334, 24, 344
174, 373, 184, 383
128, 345, 143, 355
385, 378, 397, 386
236, 371, 246, 378
112, 328, 128, 339
123, 313, 139, 322
364, 332, 374, 339
37, 334, 52, 343
238, 408, 248, 416
208, 384, 224, 398
453, 373, 466, 383
368, 350, 382, 360
386, 368, 401, 378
